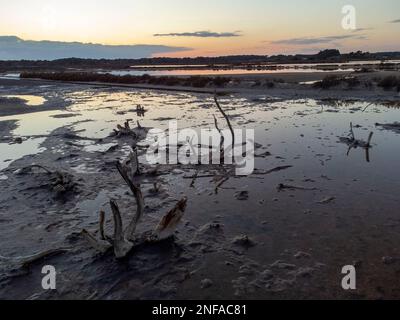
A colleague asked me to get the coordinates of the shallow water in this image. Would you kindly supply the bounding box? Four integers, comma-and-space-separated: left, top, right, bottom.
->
0, 138, 46, 171
1, 85, 400, 299
2, 88, 400, 206
106, 68, 354, 77
2, 95, 47, 106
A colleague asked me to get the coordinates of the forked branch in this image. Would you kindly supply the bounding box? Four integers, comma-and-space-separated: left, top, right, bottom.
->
82, 159, 188, 259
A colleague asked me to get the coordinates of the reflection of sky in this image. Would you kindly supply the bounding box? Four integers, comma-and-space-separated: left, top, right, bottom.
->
0, 0, 399, 56
2, 95, 47, 106
0, 138, 46, 171
1, 89, 400, 190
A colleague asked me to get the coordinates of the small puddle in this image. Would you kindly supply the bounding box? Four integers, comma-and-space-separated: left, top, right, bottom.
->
2, 95, 47, 106
0, 138, 46, 170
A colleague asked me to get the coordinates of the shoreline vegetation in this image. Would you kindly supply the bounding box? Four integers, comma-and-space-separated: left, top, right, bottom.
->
2, 49, 400, 73
20, 72, 232, 88
20, 71, 400, 93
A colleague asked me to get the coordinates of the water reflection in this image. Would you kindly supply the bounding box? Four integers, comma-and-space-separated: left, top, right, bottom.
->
2, 95, 46, 106
0, 138, 46, 170
1, 87, 400, 188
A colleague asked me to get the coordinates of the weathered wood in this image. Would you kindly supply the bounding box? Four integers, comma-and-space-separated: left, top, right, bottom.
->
81, 229, 112, 254
116, 161, 144, 241
110, 200, 133, 259
277, 183, 318, 192
99, 210, 106, 241
252, 165, 293, 175
154, 197, 188, 241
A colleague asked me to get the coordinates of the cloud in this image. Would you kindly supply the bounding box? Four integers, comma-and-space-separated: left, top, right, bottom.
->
389, 19, 400, 23
0, 36, 189, 60
154, 31, 242, 38
352, 27, 374, 32
269, 34, 368, 46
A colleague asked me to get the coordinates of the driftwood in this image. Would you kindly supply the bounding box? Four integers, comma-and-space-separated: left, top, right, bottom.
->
215, 176, 230, 194
121, 148, 141, 179
183, 165, 292, 179
82, 159, 188, 259
277, 184, 318, 192
213, 115, 225, 161
110, 200, 134, 258
252, 166, 293, 175
153, 198, 188, 241
116, 161, 144, 241
113, 119, 137, 138
16, 165, 76, 197
340, 122, 373, 149
99, 210, 106, 240
81, 228, 112, 254
317, 196, 336, 204
339, 122, 374, 162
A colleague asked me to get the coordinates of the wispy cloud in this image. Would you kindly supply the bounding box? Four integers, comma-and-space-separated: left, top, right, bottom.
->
154, 31, 242, 38
353, 27, 374, 32
0, 36, 190, 60
269, 34, 368, 46
389, 19, 400, 23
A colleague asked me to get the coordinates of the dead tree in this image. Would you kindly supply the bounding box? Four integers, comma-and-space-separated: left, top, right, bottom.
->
82, 161, 188, 259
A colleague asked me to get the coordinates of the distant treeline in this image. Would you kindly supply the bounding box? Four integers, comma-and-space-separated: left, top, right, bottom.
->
20, 72, 232, 88
2, 50, 400, 72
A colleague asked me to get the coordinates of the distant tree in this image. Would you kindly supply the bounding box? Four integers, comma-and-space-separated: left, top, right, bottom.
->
317, 49, 341, 59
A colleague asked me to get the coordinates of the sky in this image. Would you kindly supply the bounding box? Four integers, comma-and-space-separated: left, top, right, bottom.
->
0, 0, 399, 59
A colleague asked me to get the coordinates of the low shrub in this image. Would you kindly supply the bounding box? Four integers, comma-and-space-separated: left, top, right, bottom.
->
377, 76, 400, 91
20, 72, 232, 89
313, 75, 342, 89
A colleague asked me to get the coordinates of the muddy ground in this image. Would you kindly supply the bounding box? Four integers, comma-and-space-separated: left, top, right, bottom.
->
1, 78, 400, 300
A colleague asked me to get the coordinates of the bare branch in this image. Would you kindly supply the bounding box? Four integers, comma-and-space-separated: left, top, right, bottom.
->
116, 162, 145, 240
129, 149, 141, 176
99, 210, 106, 241
367, 132, 374, 147
110, 200, 133, 259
